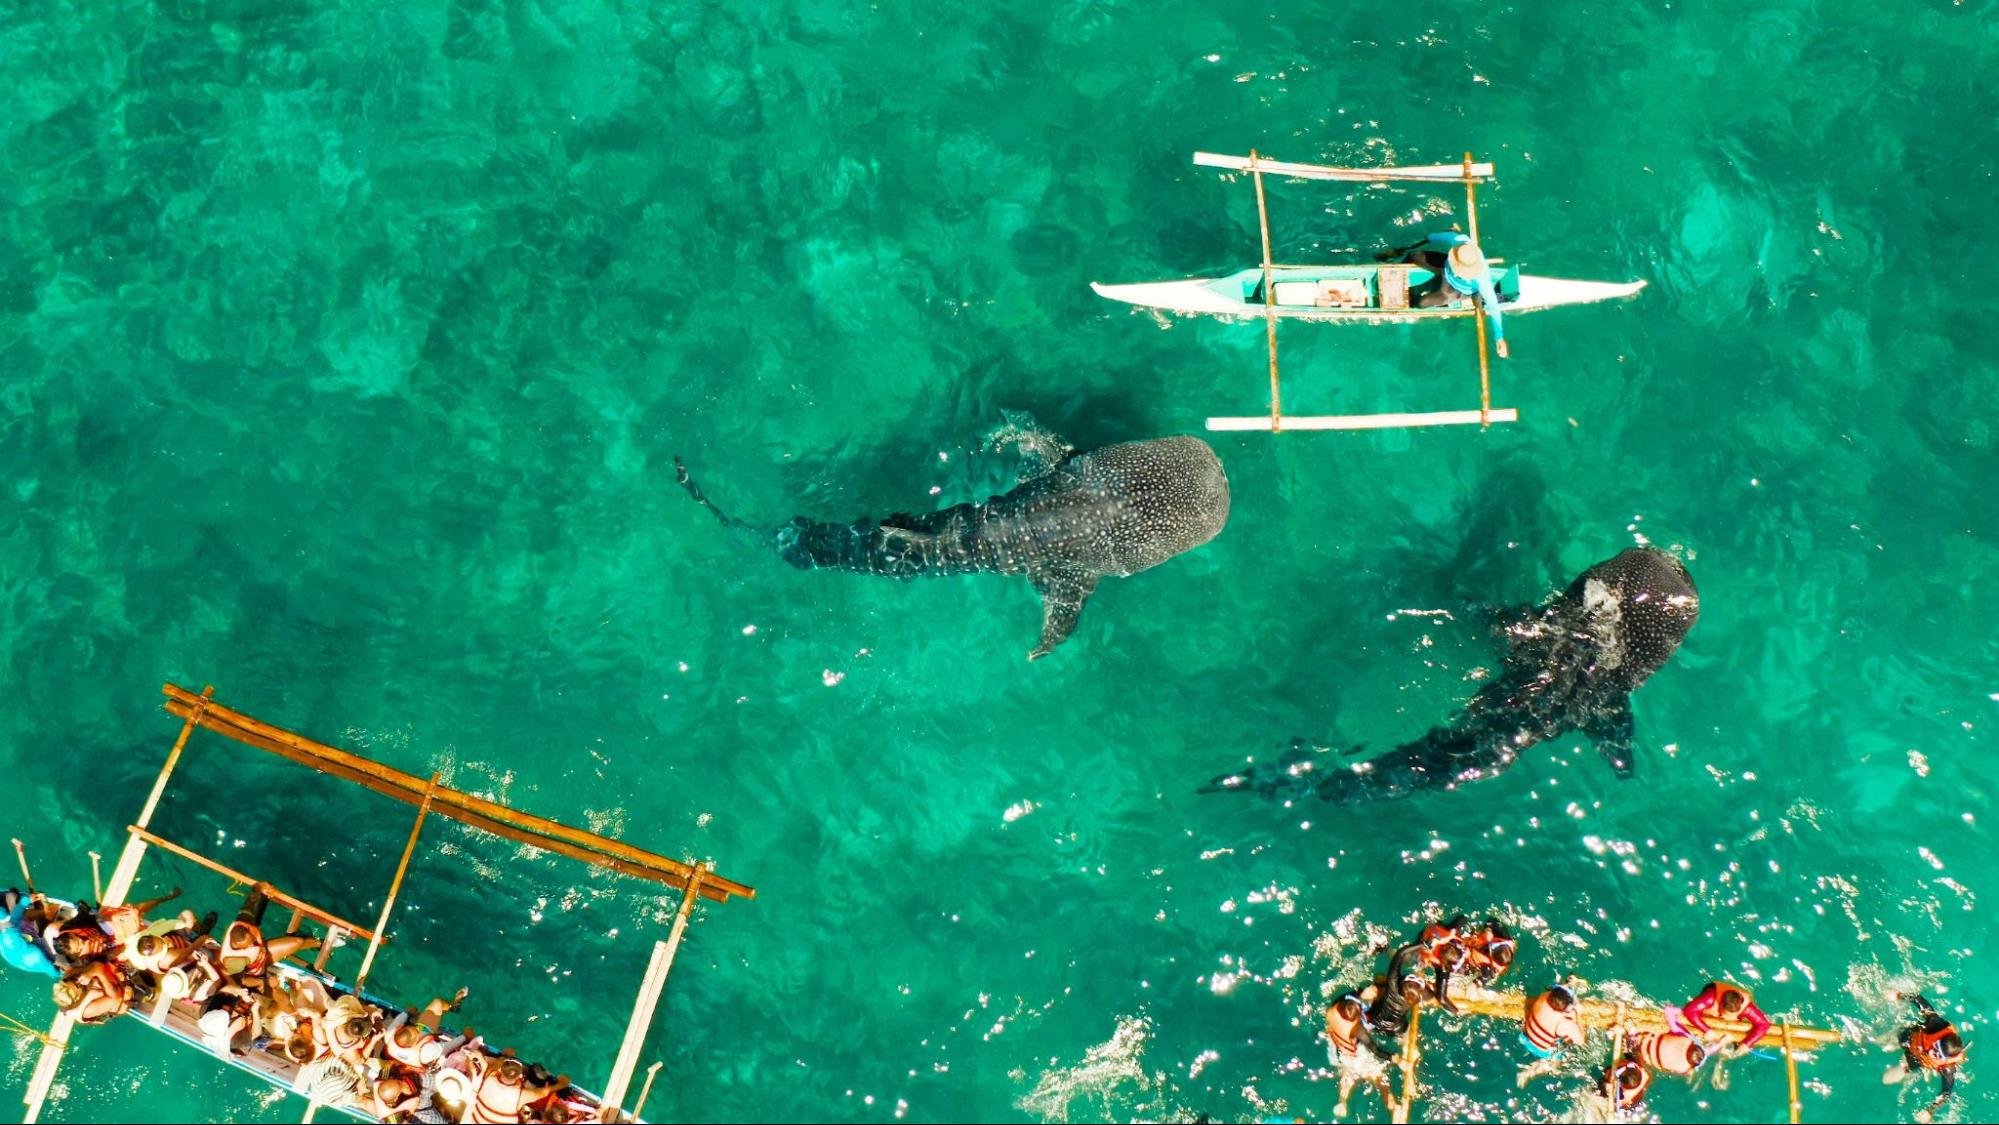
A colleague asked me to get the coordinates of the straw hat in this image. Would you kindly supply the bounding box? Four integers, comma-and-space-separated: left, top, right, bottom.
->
1448, 240, 1489, 278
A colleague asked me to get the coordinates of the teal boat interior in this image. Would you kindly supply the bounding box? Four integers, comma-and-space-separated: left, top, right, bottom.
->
1240, 263, 1522, 309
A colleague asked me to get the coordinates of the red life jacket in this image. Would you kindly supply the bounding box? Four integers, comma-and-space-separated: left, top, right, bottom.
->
1910, 1022, 1964, 1071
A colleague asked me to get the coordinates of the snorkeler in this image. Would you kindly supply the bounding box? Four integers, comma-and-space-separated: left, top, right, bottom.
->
1465, 919, 1516, 985
1884, 993, 1965, 1122
1366, 942, 1431, 1036
1414, 916, 1468, 1013
1517, 985, 1588, 1086
1324, 991, 1398, 1118
1600, 1050, 1652, 1114
1629, 1029, 1706, 1076
1678, 979, 1771, 1049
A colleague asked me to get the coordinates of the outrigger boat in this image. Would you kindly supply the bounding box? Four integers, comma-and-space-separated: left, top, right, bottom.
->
11, 684, 756, 1124
1093, 151, 1647, 433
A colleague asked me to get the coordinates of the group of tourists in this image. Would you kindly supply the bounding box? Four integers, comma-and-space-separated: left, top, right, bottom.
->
6, 884, 610, 1122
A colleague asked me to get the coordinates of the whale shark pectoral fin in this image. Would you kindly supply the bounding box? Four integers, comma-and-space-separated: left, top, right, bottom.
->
994, 410, 1075, 482
1026, 570, 1099, 661
1585, 697, 1637, 779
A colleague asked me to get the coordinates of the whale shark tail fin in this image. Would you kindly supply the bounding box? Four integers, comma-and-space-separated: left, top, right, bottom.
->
1201, 739, 1365, 800
1027, 568, 1099, 660
674, 456, 763, 534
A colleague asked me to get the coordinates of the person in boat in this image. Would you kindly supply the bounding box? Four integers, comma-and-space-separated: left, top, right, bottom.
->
1379, 232, 1510, 357
314, 992, 384, 1073
1884, 993, 1965, 1122
1676, 979, 1771, 1049
219, 884, 320, 985
94, 886, 190, 944
368, 1066, 426, 1121
1413, 916, 1468, 1013
1516, 985, 1588, 1086
1599, 1050, 1652, 1114
157, 936, 227, 1004
1, 889, 59, 978
1324, 991, 1398, 1117
117, 908, 216, 974
53, 957, 135, 1025
1464, 919, 1516, 985
198, 983, 263, 1056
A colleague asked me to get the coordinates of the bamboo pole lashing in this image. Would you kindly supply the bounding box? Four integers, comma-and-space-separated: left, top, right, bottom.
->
355, 772, 440, 991
128, 828, 377, 945
1249, 150, 1282, 432
162, 686, 753, 901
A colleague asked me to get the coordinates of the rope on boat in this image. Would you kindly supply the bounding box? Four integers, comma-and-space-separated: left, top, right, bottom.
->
0, 1010, 63, 1049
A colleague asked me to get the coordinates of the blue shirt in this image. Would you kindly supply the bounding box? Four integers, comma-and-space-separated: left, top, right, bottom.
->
1420, 232, 1505, 345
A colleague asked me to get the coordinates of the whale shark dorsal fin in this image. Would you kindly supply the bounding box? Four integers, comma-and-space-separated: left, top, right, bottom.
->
1027, 569, 1099, 661
993, 410, 1075, 482
1585, 697, 1637, 779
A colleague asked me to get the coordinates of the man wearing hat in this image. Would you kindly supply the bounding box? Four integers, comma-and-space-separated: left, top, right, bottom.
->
1381, 231, 1510, 357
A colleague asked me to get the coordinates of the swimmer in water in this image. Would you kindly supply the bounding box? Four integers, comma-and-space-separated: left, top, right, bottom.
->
1883, 993, 1966, 1123
1323, 991, 1398, 1118
1516, 984, 1588, 1087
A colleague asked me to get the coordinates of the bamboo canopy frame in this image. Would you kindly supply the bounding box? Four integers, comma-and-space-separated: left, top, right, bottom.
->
1378, 983, 1843, 1123
18, 683, 754, 1124
1201, 149, 1516, 433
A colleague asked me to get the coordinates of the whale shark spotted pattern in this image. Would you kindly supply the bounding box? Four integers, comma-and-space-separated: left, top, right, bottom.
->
1208, 547, 1699, 803
675, 428, 1231, 659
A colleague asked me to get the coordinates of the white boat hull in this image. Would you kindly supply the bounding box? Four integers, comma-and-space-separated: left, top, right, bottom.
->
1091, 272, 1645, 324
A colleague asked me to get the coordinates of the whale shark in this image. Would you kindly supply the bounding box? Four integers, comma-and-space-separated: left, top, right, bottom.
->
1208, 547, 1699, 803
674, 423, 1231, 660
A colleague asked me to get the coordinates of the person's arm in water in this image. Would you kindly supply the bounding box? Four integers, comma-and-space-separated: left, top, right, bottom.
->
1909, 993, 1940, 1019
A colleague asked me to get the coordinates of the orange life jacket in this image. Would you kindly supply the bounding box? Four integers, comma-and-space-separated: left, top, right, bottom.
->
1607, 1057, 1652, 1108
1631, 1030, 1702, 1075
469, 1058, 530, 1124
1523, 992, 1579, 1052
219, 921, 269, 976
1326, 1003, 1364, 1054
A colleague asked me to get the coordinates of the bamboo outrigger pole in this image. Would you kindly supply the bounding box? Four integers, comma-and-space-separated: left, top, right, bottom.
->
601, 869, 706, 1117
1250, 149, 1282, 432
160, 685, 753, 903
354, 772, 440, 991
1782, 1023, 1803, 1125
1392, 1006, 1422, 1125
1464, 151, 1494, 427
1443, 986, 1842, 1047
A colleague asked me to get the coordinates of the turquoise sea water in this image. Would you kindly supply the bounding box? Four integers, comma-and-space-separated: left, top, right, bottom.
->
4, 1, 1998, 1121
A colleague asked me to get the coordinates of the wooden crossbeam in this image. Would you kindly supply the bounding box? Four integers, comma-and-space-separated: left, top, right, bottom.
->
1208, 409, 1518, 432
162, 684, 754, 903
130, 828, 378, 945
